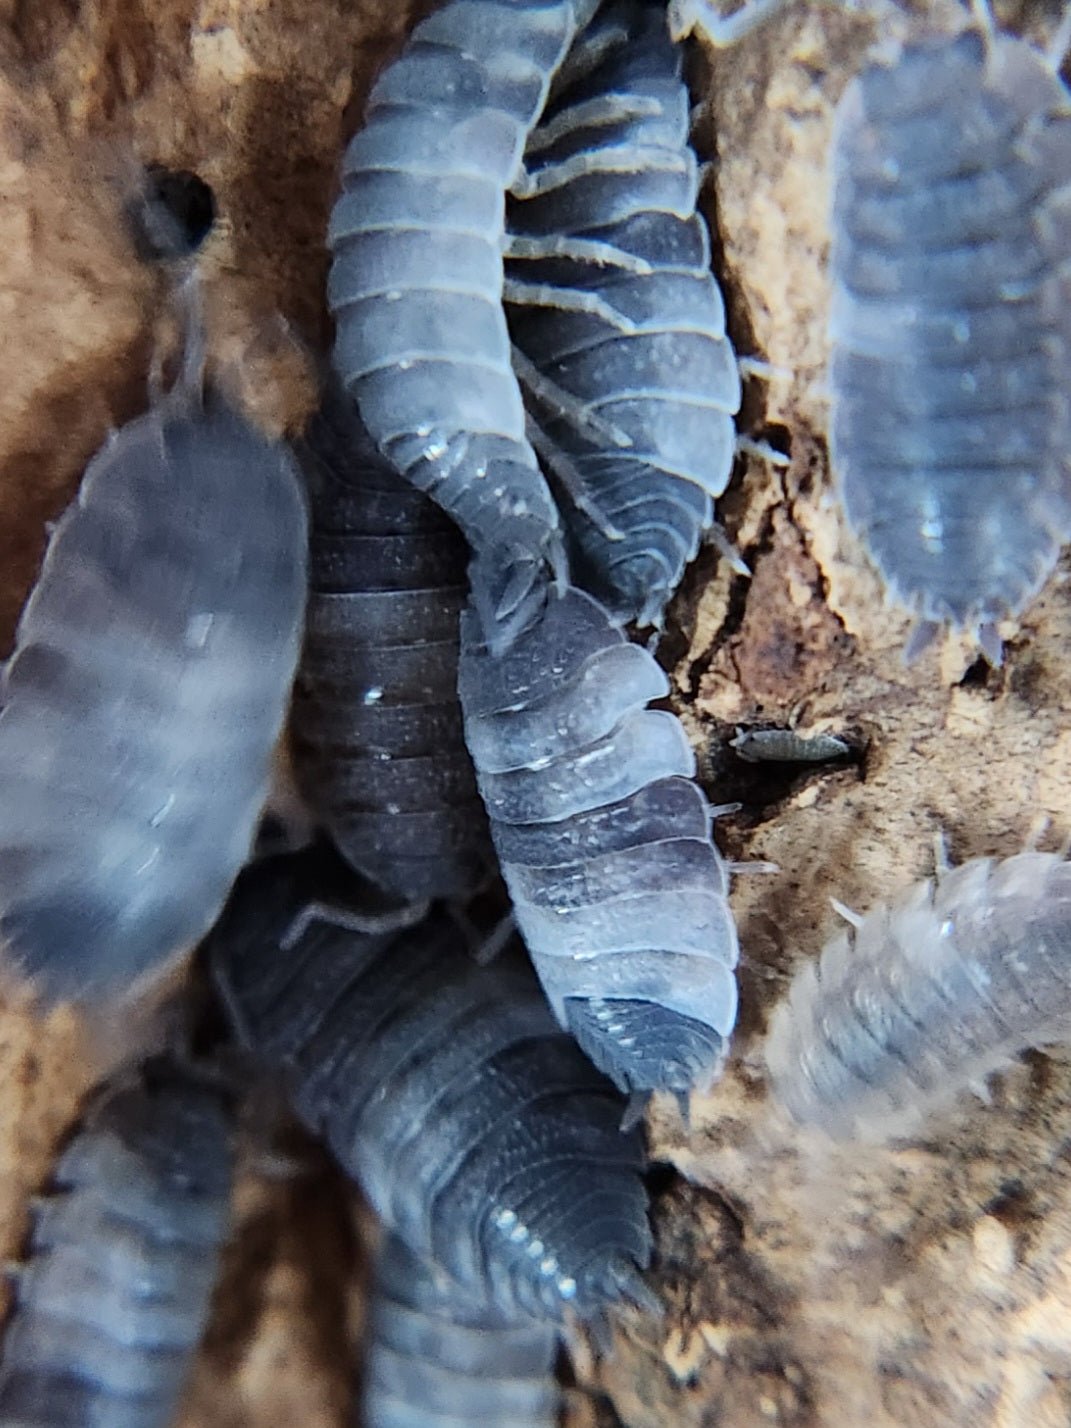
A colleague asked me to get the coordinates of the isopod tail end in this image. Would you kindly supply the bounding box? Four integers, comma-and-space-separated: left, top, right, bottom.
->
620, 1090, 651, 1133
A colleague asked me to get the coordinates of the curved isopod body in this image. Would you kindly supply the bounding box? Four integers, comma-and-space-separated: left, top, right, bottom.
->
327, 0, 601, 643
765, 851, 1071, 1141
363, 1233, 559, 1428
0, 386, 308, 1003
0, 1055, 234, 1428
506, 0, 742, 627
290, 385, 491, 901
458, 580, 739, 1104
829, 24, 1071, 660
207, 848, 653, 1324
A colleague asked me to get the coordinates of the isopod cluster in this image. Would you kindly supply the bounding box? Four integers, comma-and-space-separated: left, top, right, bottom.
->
2, 0, 1071, 1423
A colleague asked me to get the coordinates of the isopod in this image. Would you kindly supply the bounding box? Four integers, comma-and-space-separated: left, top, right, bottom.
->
290, 383, 491, 901
458, 578, 739, 1106
507, 0, 743, 627
0, 381, 308, 1003
327, 0, 601, 644
765, 851, 1071, 1140
0, 1055, 234, 1428
829, 20, 1071, 662
207, 847, 654, 1324
362, 1233, 559, 1428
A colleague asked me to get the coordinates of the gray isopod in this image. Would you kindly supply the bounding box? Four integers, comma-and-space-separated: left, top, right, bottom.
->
0, 1055, 234, 1428
765, 851, 1071, 1141
458, 577, 739, 1107
362, 1233, 559, 1428
0, 382, 308, 1004
507, 0, 743, 628
290, 382, 491, 902
829, 20, 1071, 662
207, 848, 654, 1325
327, 0, 602, 647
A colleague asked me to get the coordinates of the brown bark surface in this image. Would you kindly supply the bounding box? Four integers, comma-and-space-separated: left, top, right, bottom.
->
1, 2, 1069, 1425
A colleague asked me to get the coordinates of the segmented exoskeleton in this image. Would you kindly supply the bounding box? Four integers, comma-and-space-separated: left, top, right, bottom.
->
290, 384, 491, 902
362, 1233, 559, 1428
328, 0, 604, 646
207, 848, 653, 1324
458, 579, 739, 1106
0, 384, 307, 1003
0, 1056, 234, 1428
766, 852, 1071, 1141
829, 22, 1071, 662
506, 0, 742, 627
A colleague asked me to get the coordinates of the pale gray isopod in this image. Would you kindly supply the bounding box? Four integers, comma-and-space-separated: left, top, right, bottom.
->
507, 0, 743, 627
327, 0, 603, 646
0, 1055, 234, 1428
829, 22, 1071, 660
362, 1233, 559, 1428
0, 385, 308, 1003
459, 577, 739, 1106
766, 852, 1071, 1140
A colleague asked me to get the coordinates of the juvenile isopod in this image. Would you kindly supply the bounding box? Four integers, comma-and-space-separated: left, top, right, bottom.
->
0, 1054, 235, 1428
828, 17, 1071, 662
327, 0, 602, 644
290, 383, 491, 902
729, 727, 852, 764
0, 377, 308, 1003
362, 1233, 559, 1428
458, 577, 739, 1108
765, 851, 1071, 1140
207, 847, 654, 1324
507, 0, 744, 627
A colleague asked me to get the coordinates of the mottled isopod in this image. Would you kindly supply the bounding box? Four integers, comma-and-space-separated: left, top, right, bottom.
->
327, 0, 603, 644
765, 851, 1071, 1141
829, 22, 1071, 660
362, 1233, 559, 1428
507, 0, 742, 627
207, 848, 653, 1323
0, 384, 308, 1003
290, 383, 491, 902
0, 1055, 234, 1428
458, 578, 739, 1105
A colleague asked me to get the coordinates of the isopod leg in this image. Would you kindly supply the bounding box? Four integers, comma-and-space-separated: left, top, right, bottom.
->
279, 897, 429, 952
525, 416, 627, 542
503, 276, 637, 333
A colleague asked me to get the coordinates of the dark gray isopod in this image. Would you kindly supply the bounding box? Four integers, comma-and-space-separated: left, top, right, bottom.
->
290, 384, 491, 902
829, 24, 1071, 660
458, 578, 739, 1105
207, 848, 653, 1324
327, 0, 602, 645
362, 1233, 559, 1428
766, 851, 1071, 1140
507, 0, 742, 628
0, 1055, 234, 1428
0, 386, 308, 1003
